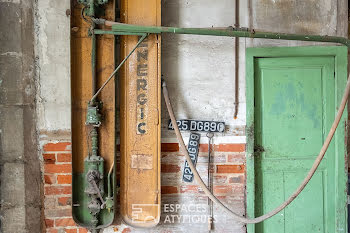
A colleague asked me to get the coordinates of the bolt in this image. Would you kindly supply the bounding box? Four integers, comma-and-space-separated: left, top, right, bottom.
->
66, 9, 71, 17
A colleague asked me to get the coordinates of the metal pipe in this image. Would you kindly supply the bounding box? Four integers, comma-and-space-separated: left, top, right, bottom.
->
233, 0, 240, 119
90, 33, 148, 102
89, 2, 97, 96
91, 31, 97, 95
94, 29, 145, 36
100, 21, 350, 47
107, 161, 114, 198
90, 128, 99, 159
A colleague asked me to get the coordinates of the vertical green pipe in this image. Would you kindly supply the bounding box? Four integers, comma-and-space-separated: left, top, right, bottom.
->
90, 0, 97, 96
90, 127, 99, 159
91, 32, 97, 95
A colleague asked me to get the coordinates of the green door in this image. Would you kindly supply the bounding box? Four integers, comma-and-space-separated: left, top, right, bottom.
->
246, 47, 347, 233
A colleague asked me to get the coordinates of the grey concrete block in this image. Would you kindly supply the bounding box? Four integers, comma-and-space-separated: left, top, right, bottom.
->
25, 206, 41, 233
0, 106, 24, 161
0, 206, 26, 233
0, 2, 21, 54
0, 56, 24, 105
0, 162, 25, 206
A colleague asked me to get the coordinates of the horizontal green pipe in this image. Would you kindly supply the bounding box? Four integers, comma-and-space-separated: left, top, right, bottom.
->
93, 29, 146, 36
110, 23, 350, 48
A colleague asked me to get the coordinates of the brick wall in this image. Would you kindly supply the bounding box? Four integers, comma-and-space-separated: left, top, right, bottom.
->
42, 141, 246, 233
42, 142, 87, 233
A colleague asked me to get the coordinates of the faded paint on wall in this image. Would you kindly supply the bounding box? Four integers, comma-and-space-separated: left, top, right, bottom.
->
35, 0, 71, 132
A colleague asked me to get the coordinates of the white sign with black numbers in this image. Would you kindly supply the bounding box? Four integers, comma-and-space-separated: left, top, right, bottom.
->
168, 119, 225, 133
182, 133, 201, 182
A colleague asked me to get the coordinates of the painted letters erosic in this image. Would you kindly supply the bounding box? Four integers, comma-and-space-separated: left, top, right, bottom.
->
136, 38, 148, 134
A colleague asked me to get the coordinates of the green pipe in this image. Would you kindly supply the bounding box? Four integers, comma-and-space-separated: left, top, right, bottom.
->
109, 22, 350, 48
90, 128, 99, 159
94, 29, 146, 36
107, 162, 114, 198
91, 31, 97, 95
89, 2, 97, 97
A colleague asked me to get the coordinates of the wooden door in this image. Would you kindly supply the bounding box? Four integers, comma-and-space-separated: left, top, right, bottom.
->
246, 46, 347, 233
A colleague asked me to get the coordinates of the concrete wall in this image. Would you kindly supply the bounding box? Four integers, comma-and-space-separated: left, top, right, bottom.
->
33, 0, 347, 233
35, 0, 71, 135
161, 0, 347, 144
0, 0, 41, 232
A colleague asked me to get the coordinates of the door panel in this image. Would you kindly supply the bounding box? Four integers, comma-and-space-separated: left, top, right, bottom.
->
254, 56, 335, 233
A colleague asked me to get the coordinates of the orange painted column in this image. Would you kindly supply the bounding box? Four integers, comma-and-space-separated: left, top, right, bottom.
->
119, 0, 161, 227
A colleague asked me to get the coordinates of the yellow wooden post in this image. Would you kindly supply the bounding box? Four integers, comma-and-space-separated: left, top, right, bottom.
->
120, 0, 161, 227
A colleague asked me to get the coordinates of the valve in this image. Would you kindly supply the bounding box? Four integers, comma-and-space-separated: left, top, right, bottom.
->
85, 169, 105, 227
86, 102, 102, 127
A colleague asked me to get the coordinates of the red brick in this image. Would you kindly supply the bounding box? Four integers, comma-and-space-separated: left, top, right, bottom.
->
161, 143, 179, 152
161, 186, 178, 194
57, 175, 72, 184
45, 218, 54, 228
180, 185, 204, 194
214, 144, 245, 152
44, 142, 71, 152
45, 208, 71, 218
45, 186, 71, 195
47, 229, 58, 233
65, 229, 77, 233
229, 175, 245, 184
199, 144, 209, 152
44, 174, 56, 184
43, 153, 56, 163
55, 218, 76, 227
161, 164, 180, 173
213, 185, 232, 195
79, 228, 88, 233
57, 153, 72, 162
44, 164, 72, 174
227, 153, 245, 163
213, 175, 227, 184
58, 197, 72, 206
122, 228, 131, 233
216, 165, 245, 173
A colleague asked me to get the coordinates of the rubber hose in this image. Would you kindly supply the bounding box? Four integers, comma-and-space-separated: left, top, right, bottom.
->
162, 76, 350, 224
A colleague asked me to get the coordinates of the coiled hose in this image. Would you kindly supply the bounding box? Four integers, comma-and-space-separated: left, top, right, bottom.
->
162, 76, 350, 224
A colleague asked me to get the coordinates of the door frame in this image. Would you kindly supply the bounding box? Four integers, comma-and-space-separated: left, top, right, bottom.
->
245, 46, 348, 233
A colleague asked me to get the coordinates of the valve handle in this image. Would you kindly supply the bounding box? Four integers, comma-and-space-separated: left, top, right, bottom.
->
90, 179, 106, 209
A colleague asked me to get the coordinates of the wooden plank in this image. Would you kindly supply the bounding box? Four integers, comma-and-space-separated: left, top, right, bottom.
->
119, 0, 161, 227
